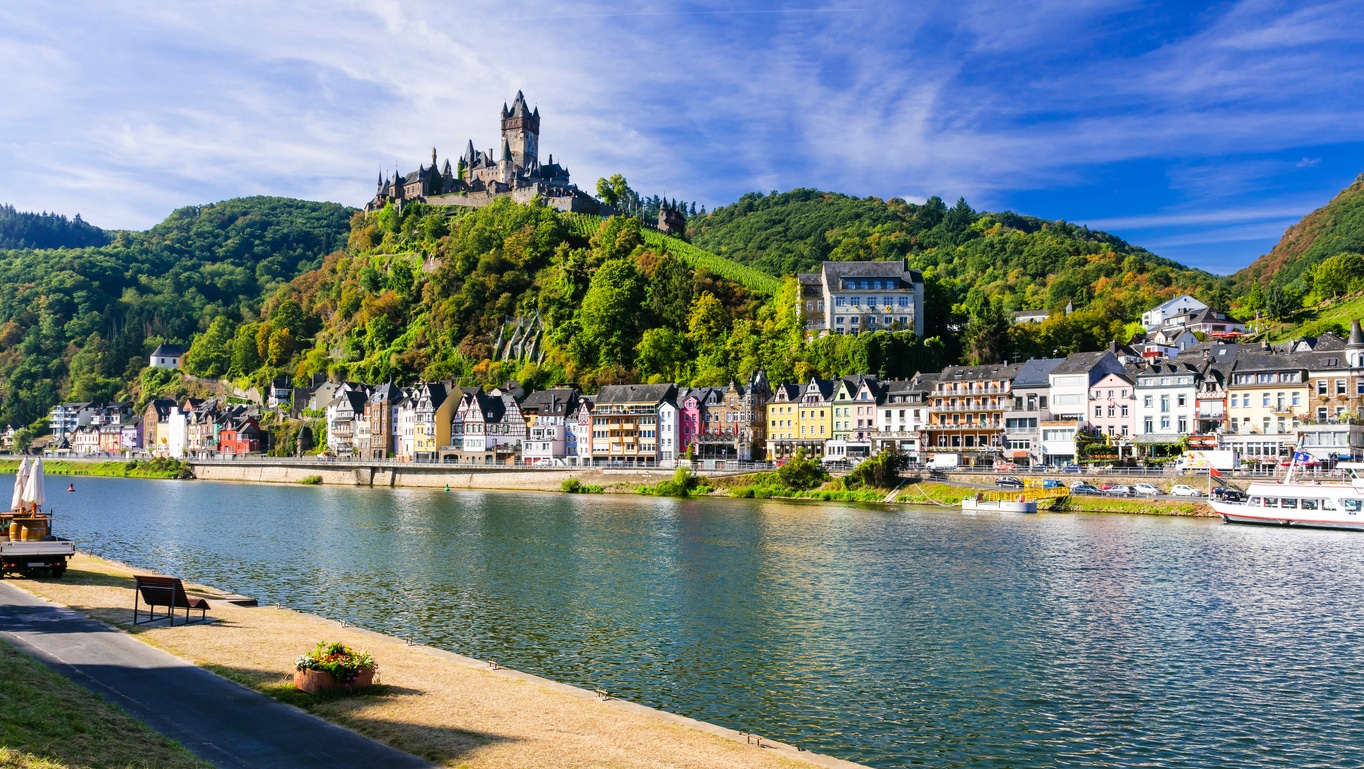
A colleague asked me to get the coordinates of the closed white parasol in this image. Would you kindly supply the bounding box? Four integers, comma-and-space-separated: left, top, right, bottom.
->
21, 458, 45, 512
10, 457, 29, 511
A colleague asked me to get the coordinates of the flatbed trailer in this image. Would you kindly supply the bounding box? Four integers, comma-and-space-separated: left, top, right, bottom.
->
0, 538, 75, 578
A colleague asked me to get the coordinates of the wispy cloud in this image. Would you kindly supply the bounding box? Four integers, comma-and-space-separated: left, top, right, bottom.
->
0, 0, 1360, 275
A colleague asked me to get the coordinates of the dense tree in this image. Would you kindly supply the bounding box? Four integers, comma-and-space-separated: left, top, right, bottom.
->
183, 316, 234, 378
576, 259, 647, 368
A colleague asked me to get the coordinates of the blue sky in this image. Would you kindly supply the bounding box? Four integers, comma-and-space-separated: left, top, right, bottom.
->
2, 1, 1362, 275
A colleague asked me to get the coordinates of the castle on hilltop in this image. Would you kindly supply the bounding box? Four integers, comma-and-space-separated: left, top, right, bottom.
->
367, 91, 610, 215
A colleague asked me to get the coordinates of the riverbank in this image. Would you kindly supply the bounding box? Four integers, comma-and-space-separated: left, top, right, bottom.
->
0, 635, 211, 769
0, 458, 192, 480
6, 554, 862, 769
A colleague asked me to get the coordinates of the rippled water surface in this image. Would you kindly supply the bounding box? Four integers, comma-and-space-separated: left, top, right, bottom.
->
26, 476, 1364, 768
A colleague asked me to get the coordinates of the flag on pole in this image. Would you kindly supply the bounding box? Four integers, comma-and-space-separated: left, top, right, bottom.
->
1209, 466, 1222, 478
1293, 450, 1313, 464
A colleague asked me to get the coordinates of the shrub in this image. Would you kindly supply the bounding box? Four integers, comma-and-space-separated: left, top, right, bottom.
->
775, 449, 828, 490
561, 478, 602, 494
298, 475, 322, 485
642, 465, 700, 497
843, 447, 909, 490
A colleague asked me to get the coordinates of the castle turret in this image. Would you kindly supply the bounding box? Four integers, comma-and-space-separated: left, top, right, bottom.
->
1348, 319, 1364, 367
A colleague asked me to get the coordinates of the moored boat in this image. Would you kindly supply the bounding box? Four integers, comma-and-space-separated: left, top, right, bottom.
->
961, 493, 1037, 514
1209, 455, 1364, 531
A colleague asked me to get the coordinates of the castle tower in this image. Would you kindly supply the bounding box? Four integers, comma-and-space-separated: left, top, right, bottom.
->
500, 90, 540, 169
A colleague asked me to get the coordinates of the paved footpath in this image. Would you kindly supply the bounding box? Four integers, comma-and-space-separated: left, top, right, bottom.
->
0, 582, 432, 769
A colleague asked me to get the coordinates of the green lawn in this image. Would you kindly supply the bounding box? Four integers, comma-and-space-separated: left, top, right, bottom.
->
0, 459, 191, 480
0, 639, 211, 769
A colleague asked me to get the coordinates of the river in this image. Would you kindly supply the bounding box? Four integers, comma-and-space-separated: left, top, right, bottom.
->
25, 476, 1364, 768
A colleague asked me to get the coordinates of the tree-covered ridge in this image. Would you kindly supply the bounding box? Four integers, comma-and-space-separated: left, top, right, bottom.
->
0, 204, 110, 250
1235, 173, 1364, 293
0, 197, 353, 425
176, 199, 953, 397
688, 189, 1224, 321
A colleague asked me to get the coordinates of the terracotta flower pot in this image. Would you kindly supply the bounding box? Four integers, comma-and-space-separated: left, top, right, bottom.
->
293, 666, 375, 694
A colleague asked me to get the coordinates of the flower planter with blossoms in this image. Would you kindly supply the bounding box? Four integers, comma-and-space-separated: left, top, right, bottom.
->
293, 641, 377, 694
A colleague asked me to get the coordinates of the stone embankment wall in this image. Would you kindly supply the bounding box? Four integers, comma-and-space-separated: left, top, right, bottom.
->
188, 462, 676, 491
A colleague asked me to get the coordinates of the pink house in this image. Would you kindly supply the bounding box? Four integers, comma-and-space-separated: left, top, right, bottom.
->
679, 388, 705, 456
1088, 372, 1136, 439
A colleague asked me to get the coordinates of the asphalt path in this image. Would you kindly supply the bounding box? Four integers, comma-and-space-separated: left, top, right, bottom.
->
0, 582, 432, 769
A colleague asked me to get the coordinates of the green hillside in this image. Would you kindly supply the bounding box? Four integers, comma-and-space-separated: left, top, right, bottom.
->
1235, 173, 1364, 293
688, 189, 1225, 321
0, 197, 353, 425
561, 212, 780, 295
0, 203, 110, 250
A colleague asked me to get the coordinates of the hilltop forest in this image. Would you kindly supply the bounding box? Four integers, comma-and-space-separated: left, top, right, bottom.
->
4, 173, 1364, 433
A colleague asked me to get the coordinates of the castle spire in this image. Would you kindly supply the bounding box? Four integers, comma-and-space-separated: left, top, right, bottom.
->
502, 138, 512, 162
431, 147, 438, 168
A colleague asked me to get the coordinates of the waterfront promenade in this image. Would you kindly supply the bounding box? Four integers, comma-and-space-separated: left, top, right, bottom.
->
0, 580, 430, 768
2, 553, 863, 769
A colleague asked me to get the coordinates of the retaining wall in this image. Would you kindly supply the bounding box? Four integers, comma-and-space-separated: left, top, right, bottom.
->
188, 462, 678, 491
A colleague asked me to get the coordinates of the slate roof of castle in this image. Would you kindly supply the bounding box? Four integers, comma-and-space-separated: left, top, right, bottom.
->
151, 343, 185, 358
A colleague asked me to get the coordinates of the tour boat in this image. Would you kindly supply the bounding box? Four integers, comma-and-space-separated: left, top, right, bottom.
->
1209, 453, 1364, 531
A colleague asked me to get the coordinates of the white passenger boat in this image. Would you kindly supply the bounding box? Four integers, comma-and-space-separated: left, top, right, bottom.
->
1209, 456, 1364, 531
961, 494, 1037, 514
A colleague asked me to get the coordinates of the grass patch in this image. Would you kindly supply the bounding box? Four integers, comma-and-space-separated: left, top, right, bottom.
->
298, 474, 323, 485
896, 481, 975, 505
0, 458, 192, 480
0, 638, 211, 769
1048, 495, 1212, 517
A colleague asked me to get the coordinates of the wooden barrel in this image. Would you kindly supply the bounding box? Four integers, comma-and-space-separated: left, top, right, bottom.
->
7, 520, 17, 540
16, 518, 48, 541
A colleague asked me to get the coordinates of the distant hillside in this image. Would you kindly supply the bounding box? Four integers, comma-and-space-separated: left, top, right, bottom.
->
1235, 173, 1364, 291
0, 204, 110, 250
0, 197, 353, 425
687, 189, 1222, 323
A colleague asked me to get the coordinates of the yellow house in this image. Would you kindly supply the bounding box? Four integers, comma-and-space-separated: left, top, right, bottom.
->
412, 382, 460, 462
765, 384, 801, 457
1223, 352, 1308, 461
796, 378, 835, 455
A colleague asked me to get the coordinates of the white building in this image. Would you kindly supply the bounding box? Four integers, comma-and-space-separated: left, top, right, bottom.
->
149, 343, 185, 370
1141, 295, 1207, 332
658, 395, 681, 465
166, 408, 188, 459
1133, 361, 1200, 444
797, 259, 926, 337
874, 374, 936, 459
1045, 351, 1125, 462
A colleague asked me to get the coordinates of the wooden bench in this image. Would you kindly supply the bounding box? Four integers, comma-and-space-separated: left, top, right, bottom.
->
133, 575, 211, 626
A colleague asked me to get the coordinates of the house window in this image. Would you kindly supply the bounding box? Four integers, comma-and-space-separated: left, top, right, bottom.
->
1262, 394, 1270, 407
851, 296, 861, 307
1178, 417, 1187, 433
1318, 407, 1328, 421
1144, 395, 1153, 408
1144, 418, 1153, 433
1338, 379, 1347, 395
1318, 381, 1328, 396
1161, 417, 1171, 431
1120, 405, 1128, 417
1161, 395, 1170, 413
898, 296, 909, 307
1292, 392, 1301, 407
1095, 405, 1102, 418
1121, 425, 1129, 436
835, 296, 846, 307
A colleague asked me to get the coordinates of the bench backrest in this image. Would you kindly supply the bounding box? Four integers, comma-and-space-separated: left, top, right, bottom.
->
135, 575, 191, 608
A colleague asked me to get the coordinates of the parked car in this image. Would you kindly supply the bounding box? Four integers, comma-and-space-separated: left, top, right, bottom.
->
1169, 485, 1203, 497
1061, 464, 1085, 473
995, 476, 1025, 489
1211, 487, 1246, 502
1099, 482, 1117, 491
1133, 483, 1161, 496
1041, 479, 1063, 489
1104, 484, 1135, 497
1068, 480, 1087, 489
1071, 483, 1102, 495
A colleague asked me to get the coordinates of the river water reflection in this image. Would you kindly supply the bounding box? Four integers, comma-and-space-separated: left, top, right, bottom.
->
29, 476, 1364, 768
